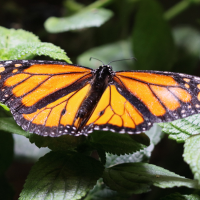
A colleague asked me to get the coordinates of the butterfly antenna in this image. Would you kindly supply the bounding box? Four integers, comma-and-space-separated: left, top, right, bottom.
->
108, 57, 137, 65
90, 57, 105, 65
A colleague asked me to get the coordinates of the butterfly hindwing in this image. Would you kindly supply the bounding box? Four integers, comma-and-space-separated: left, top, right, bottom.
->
84, 84, 150, 134
21, 83, 92, 136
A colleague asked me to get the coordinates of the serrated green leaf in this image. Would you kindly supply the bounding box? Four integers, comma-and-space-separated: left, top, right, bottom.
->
183, 134, 200, 184
0, 26, 71, 62
105, 124, 163, 167
0, 131, 13, 175
19, 151, 104, 200
90, 131, 146, 155
103, 163, 199, 194
184, 194, 200, 200
8, 42, 71, 62
44, 8, 113, 33
0, 26, 40, 49
132, 0, 175, 70
130, 132, 150, 146
160, 192, 200, 200
29, 133, 86, 151
77, 40, 134, 71
159, 114, 200, 143
0, 117, 29, 137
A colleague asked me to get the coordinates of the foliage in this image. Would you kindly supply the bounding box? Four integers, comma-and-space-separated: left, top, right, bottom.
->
0, 26, 71, 63
0, 0, 200, 199
44, 8, 113, 33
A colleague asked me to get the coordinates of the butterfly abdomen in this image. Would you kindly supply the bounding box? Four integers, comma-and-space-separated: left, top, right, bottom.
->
75, 65, 112, 132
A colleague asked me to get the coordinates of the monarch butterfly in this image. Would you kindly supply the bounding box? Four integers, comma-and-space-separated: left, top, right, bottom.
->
0, 59, 199, 137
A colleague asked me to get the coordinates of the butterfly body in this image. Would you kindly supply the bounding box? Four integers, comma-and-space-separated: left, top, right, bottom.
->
0, 60, 200, 137
75, 65, 113, 132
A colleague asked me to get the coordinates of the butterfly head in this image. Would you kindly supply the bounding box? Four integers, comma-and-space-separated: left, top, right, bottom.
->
99, 64, 113, 72
93, 65, 114, 81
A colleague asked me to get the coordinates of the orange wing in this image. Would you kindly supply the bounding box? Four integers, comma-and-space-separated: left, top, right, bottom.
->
1, 60, 200, 136
83, 70, 200, 134
84, 84, 145, 134
0, 60, 93, 136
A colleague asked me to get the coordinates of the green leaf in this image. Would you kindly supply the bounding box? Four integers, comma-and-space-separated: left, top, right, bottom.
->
77, 40, 134, 71
132, 0, 175, 70
19, 151, 104, 200
140, 124, 164, 160
183, 134, 200, 184
85, 178, 130, 200
159, 114, 200, 143
160, 192, 200, 200
90, 131, 146, 155
7, 42, 71, 62
29, 133, 86, 151
0, 103, 10, 111
130, 132, 150, 146
0, 117, 29, 137
0, 104, 12, 118
0, 26, 71, 62
0, 26, 40, 48
105, 124, 164, 167
103, 163, 199, 194
44, 8, 113, 33
183, 194, 200, 200
0, 131, 13, 175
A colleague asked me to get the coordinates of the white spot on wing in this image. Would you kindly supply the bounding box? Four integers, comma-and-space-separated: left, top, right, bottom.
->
5, 61, 12, 64
194, 77, 200, 81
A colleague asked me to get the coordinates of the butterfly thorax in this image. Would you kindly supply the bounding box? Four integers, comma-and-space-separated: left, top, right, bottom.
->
75, 65, 113, 132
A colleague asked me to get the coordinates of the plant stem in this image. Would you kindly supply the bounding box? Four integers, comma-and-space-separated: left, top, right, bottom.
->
164, 0, 200, 21
86, 0, 114, 10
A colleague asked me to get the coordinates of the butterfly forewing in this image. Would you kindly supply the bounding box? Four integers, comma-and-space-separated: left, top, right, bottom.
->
0, 60, 93, 136
114, 71, 200, 122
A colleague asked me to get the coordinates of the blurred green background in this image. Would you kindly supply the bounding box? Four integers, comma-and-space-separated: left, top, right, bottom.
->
1, 0, 199, 73
0, 0, 200, 199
